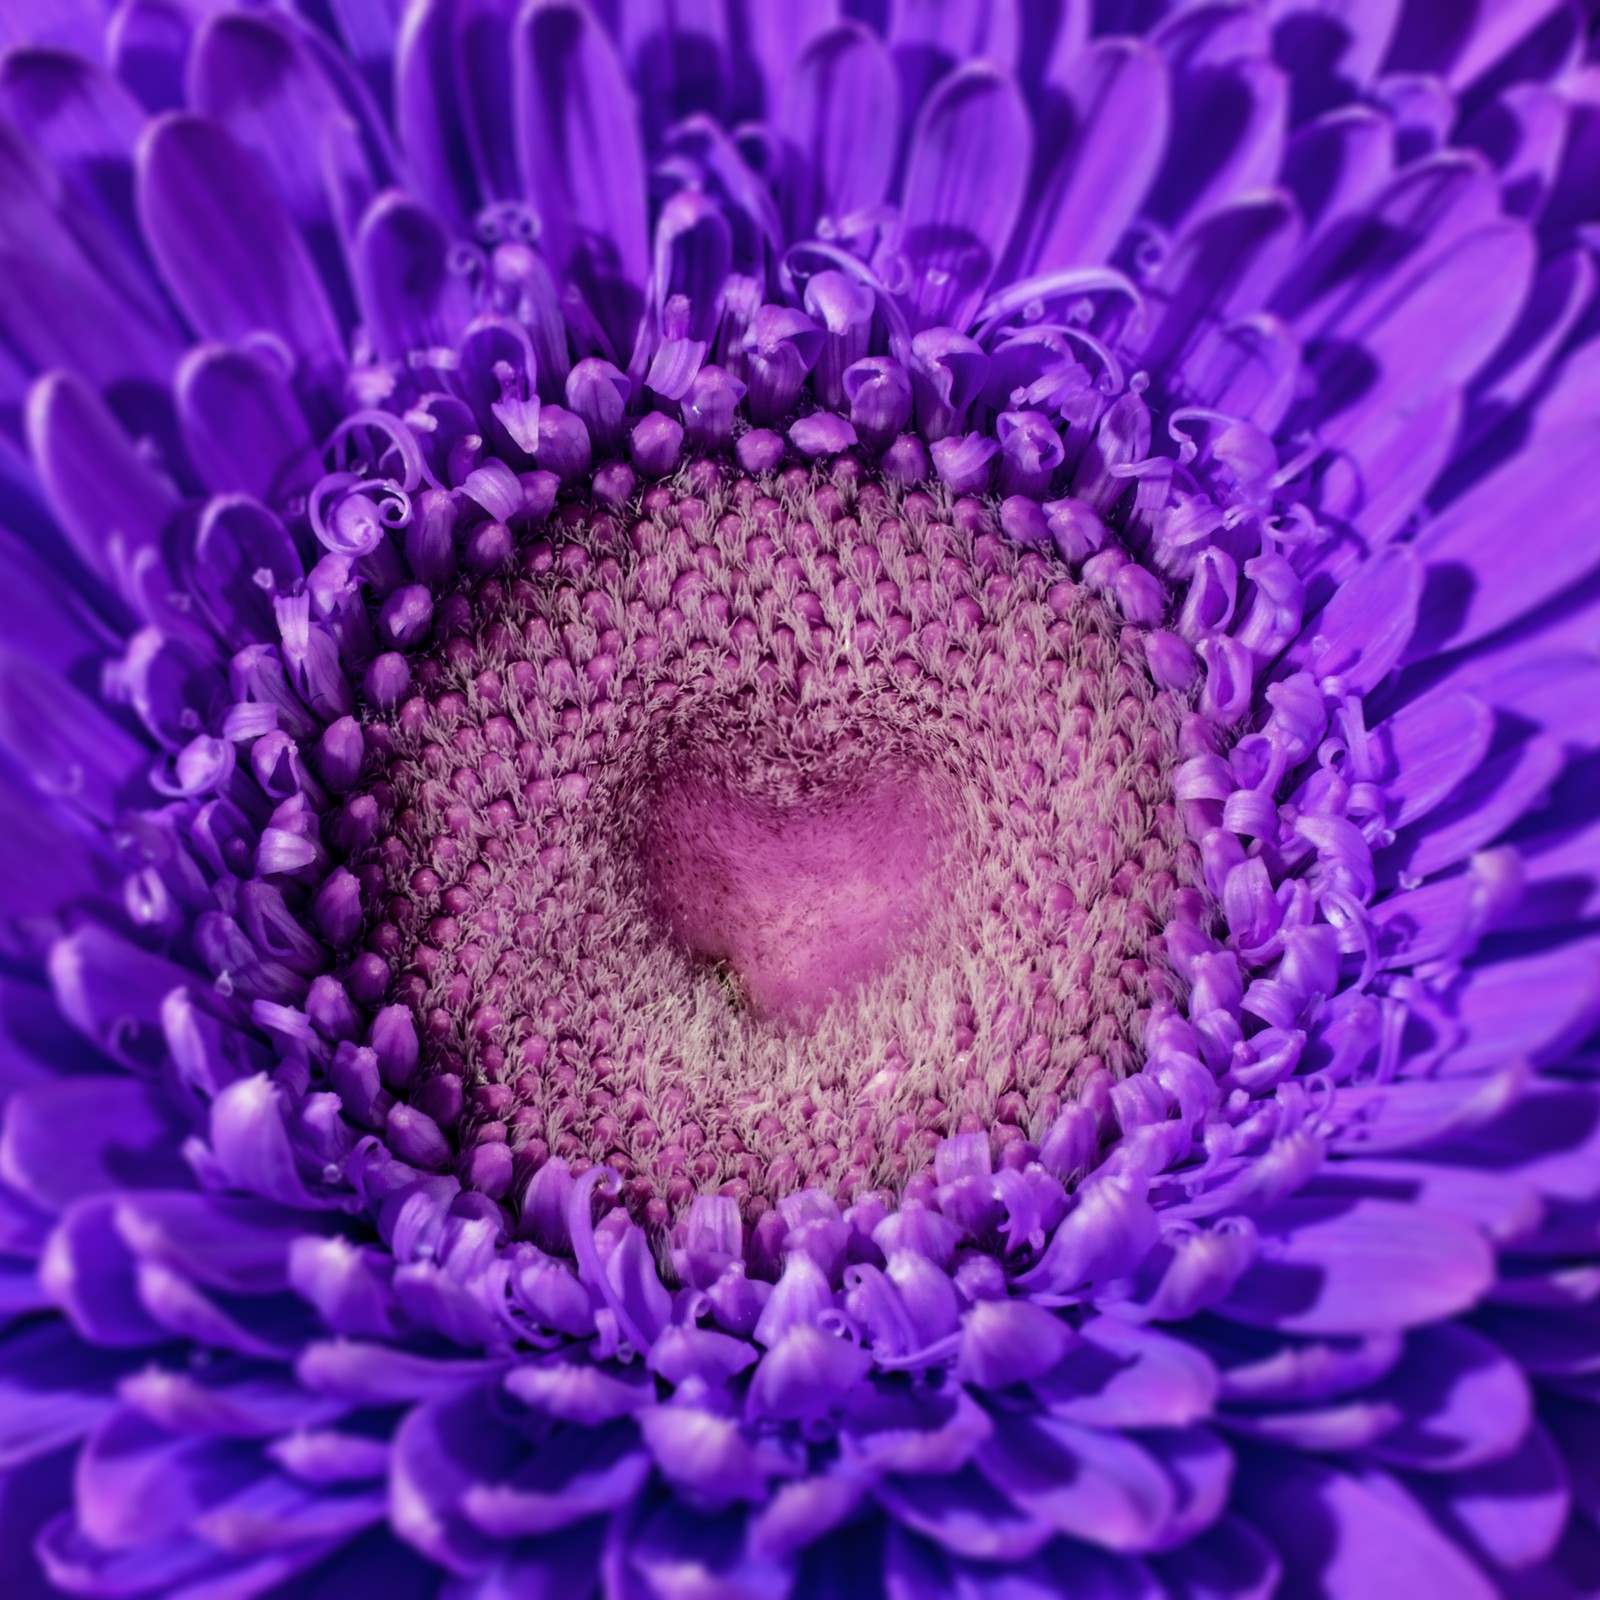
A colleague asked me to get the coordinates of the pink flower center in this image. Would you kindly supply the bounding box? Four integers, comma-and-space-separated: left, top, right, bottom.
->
358, 465, 1190, 1225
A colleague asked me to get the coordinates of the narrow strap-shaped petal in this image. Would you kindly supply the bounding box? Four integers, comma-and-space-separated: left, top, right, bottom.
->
0, 523, 118, 682
176, 343, 318, 502
1147, 54, 1288, 233
0, 118, 183, 387
1386, 0, 1571, 91
1134, 193, 1303, 380
1407, 418, 1600, 657
1234, 1452, 1498, 1600
0, 1077, 191, 1213
191, 496, 307, 650
1272, 149, 1499, 335
1303, 219, 1535, 449
1281, 103, 1394, 250
1020, 37, 1169, 275
1372, 689, 1494, 830
894, 62, 1031, 332
739, 0, 841, 122
1218, 1195, 1494, 1335
619, 0, 730, 143
187, 11, 394, 328
136, 112, 345, 388
0, 47, 169, 290
394, 0, 481, 229
779, 22, 898, 240
514, 0, 648, 363
889, 0, 1020, 138
447, 0, 523, 207
353, 189, 475, 363
25, 369, 178, 603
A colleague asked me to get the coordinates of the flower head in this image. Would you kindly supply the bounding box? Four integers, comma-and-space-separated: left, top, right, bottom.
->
2, 2, 1600, 1596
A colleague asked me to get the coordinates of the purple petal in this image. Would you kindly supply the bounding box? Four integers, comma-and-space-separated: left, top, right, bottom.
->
47, 926, 195, 1070
779, 23, 898, 238
895, 63, 1031, 331
41, 1198, 168, 1347
513, 0, 647, 362
1373, 689, 1495, 829
460, 1427, 649, 1538
1431, 944, 1600, 1079
1408, 1422, 1570, 1572
118, 1362, 348, 1440
1151, 1513, 1281, 1600
0, 115, 182, 388
1305, 220, 1535, 450
1273, 151, 1500, 336
0, 1077, 189, 1212
25, 369, 179, 606
505, 1356, 653, 1426
975, 1410, 1179, 1553
1032, 1317, 1220, 1430
1235, 1453, 1498, 1600
1147, 55, 1287, 234
1408, 419, 1600, 657
873, 1463, 1054, 1562
0, 1320, 130, 1470
1022, 39, 1168, 274
1219, 1196, 1494, 1335
297, 1340, 504, 1404
188, 10, 380, 319
637, 1404, 797, 1505
1361, 1322, 1533, 1472
1283, 544, 1420, 695
191, 495, 308, 648
355, 189, 475, 364
1135, 194, 1303, 379
178, 344, 318, 502
136, 113, 344, 384
393, 0, 480, 229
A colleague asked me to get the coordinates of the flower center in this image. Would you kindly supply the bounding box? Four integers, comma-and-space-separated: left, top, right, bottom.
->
355, 464, 1189, 1224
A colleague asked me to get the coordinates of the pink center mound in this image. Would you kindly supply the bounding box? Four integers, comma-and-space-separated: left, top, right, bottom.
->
641, 736, 948, 1024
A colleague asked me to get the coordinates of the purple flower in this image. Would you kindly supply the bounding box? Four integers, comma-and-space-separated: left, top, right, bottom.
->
1, 2, 1599, 1596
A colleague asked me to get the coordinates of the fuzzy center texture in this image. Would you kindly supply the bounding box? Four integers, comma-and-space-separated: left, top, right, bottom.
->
359, 469, 1188, 1223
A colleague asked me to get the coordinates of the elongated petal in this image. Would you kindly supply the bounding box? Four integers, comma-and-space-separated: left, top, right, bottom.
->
137, 113, 344, 383
896, 64, 1031, 331
514, 0, 647, 361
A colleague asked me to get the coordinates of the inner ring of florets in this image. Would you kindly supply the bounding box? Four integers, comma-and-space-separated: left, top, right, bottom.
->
351, 463, 1191, 1225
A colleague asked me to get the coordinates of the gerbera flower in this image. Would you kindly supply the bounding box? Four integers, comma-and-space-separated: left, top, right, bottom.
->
2, 0, 1600, 1594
